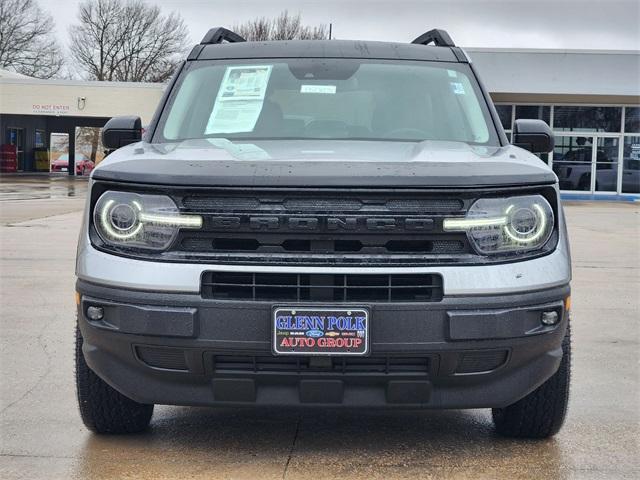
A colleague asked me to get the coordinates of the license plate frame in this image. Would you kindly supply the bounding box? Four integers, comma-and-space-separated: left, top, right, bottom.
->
272, 307, 369, 356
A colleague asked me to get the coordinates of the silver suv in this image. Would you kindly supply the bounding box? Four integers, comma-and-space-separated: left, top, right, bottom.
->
75, 28, 571, 438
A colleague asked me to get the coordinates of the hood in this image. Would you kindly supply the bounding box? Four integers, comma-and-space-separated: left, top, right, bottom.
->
92, 139, 557, 188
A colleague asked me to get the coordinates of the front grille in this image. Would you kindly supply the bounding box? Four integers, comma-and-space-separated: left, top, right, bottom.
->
90, 184, 559, 266
201, 272, 443, 302
172, 189, 473, 266
213, 355, 430, 374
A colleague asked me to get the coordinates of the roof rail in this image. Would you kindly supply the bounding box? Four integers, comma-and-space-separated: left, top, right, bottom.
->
200, 27, 246, 45
411, 29, 455, 47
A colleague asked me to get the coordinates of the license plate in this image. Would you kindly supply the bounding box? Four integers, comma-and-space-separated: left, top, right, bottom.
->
273, 307, 369, 356
60, 168, 68, 172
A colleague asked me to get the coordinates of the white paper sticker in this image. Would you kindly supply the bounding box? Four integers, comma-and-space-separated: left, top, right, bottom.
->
300, 85, 337, 94
450, 82, 466, 95
207, 138, 271, 160
447, 69, 458, 78
206, 65, 273, 134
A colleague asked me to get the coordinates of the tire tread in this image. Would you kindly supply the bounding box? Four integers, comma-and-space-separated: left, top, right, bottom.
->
75, 322, 153, 434
492, 322, 571, 438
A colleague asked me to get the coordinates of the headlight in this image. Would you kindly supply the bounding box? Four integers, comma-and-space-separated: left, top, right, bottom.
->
93, 191, 202, 251
443, 195, 554, 255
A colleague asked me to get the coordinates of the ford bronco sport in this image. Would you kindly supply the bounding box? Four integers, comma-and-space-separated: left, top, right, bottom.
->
75, 28, 571, 438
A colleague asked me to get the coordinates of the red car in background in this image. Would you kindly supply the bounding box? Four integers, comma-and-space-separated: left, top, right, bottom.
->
51, 153, 95, 176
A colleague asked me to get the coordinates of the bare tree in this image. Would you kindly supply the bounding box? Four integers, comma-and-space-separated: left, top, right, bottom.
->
76, 127, 102, 163
69, 0, 189, 82
0, 0, 64, 78
234, 11, 328, 41
234, 16, 273, 42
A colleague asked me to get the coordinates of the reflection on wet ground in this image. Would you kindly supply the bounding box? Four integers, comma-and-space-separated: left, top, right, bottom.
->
76, 407, 566, 480
0, 175, 88, 201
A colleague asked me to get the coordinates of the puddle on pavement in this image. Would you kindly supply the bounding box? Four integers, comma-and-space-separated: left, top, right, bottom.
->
0, 178, 88, 201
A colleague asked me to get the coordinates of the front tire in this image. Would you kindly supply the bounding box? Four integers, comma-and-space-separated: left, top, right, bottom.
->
492, 322, 571, 438
75, 322, 154, 434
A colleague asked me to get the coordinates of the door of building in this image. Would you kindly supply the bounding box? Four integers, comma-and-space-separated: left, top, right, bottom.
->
5, 127, 25, 171
552, 135, 621, 193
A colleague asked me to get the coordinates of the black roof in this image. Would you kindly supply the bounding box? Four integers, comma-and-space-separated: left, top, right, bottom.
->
191, 39, 463, 63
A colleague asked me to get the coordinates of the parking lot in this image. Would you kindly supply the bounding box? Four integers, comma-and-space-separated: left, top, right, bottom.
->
0, 176, 638, 479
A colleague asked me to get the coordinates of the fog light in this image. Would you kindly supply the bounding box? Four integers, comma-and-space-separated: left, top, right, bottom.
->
541, 311, 559, 326
86, 306, 104, 321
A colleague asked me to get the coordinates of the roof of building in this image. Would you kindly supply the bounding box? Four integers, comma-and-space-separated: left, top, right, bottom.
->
466, 48, 640, 98
0, 47, 640, 104
0, 68, 31, 79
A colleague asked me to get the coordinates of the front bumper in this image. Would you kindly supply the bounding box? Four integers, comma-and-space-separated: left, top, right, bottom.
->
77, 279, 570, 409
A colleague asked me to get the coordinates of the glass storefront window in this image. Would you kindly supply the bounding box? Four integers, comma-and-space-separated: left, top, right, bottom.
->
515, 105, 551, 125
552, 136, 593, 191
624, 107, 640, 133
622, 136, 640, 193
75, 127, 105, 176
594, 138, 619, 192
553, 106, 622, 132
35, 130, 46, 148
494, 104, 512, 131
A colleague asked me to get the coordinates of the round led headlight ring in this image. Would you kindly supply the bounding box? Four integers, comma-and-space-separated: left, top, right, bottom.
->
98, 198, 143, 240
109, 203, 138, 231
504, 203, 548, 244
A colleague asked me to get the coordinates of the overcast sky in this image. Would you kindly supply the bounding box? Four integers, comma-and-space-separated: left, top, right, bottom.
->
44, 0, 639, 51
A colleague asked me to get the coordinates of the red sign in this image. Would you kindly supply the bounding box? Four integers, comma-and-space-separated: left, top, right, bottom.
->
0, 144, 17, 172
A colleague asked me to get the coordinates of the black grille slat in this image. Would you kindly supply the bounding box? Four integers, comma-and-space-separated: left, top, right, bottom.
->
202, 272, 443, 302
386, 198, 464, 212
180, 236, 467, 255
213, 355, 430, 374
182, 196, 260, 211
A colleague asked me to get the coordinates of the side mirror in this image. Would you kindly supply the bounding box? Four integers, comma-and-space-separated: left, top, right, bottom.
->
513, 119, 554, 154
102, 116, 142, 150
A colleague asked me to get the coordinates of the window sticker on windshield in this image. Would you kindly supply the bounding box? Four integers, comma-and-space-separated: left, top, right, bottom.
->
300, 85, 337, 94
447, 69, 458, 78
206, 65, 273, 134
450, 82, 466, 95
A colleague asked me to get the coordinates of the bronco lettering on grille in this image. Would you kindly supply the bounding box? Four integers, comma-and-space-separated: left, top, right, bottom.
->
211, 216, 435, 232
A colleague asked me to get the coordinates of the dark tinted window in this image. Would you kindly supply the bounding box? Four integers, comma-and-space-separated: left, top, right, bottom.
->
625, 107, 640, 133
553, 106, 622, 132
495, 104, 512, 130
515, 105, 551, 125
622, 136, 640, 193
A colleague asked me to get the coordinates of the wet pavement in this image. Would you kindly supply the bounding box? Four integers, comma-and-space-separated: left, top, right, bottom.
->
0, 177, 638, 479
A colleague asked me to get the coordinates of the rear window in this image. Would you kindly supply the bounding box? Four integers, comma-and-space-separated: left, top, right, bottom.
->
156, 58, 498, 145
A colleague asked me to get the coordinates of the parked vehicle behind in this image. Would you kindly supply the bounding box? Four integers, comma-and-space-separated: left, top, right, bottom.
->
51, 153, 95, 176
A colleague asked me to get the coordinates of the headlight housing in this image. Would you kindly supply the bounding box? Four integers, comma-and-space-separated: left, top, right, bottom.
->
443, 195, 554, 255
93, 191, 202, 251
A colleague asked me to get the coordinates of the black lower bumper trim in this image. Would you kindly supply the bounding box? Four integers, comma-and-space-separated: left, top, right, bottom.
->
76, 279, 569, 409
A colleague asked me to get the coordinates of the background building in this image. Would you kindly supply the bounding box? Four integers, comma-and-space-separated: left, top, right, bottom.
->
0, 70, 163, 175
468, 48, 640, 199
1, 48, 638, 199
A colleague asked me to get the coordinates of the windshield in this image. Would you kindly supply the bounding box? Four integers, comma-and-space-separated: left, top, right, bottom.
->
155, 58, 499, 145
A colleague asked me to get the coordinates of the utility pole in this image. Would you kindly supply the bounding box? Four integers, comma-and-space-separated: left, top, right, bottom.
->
329, 23, 332, 40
